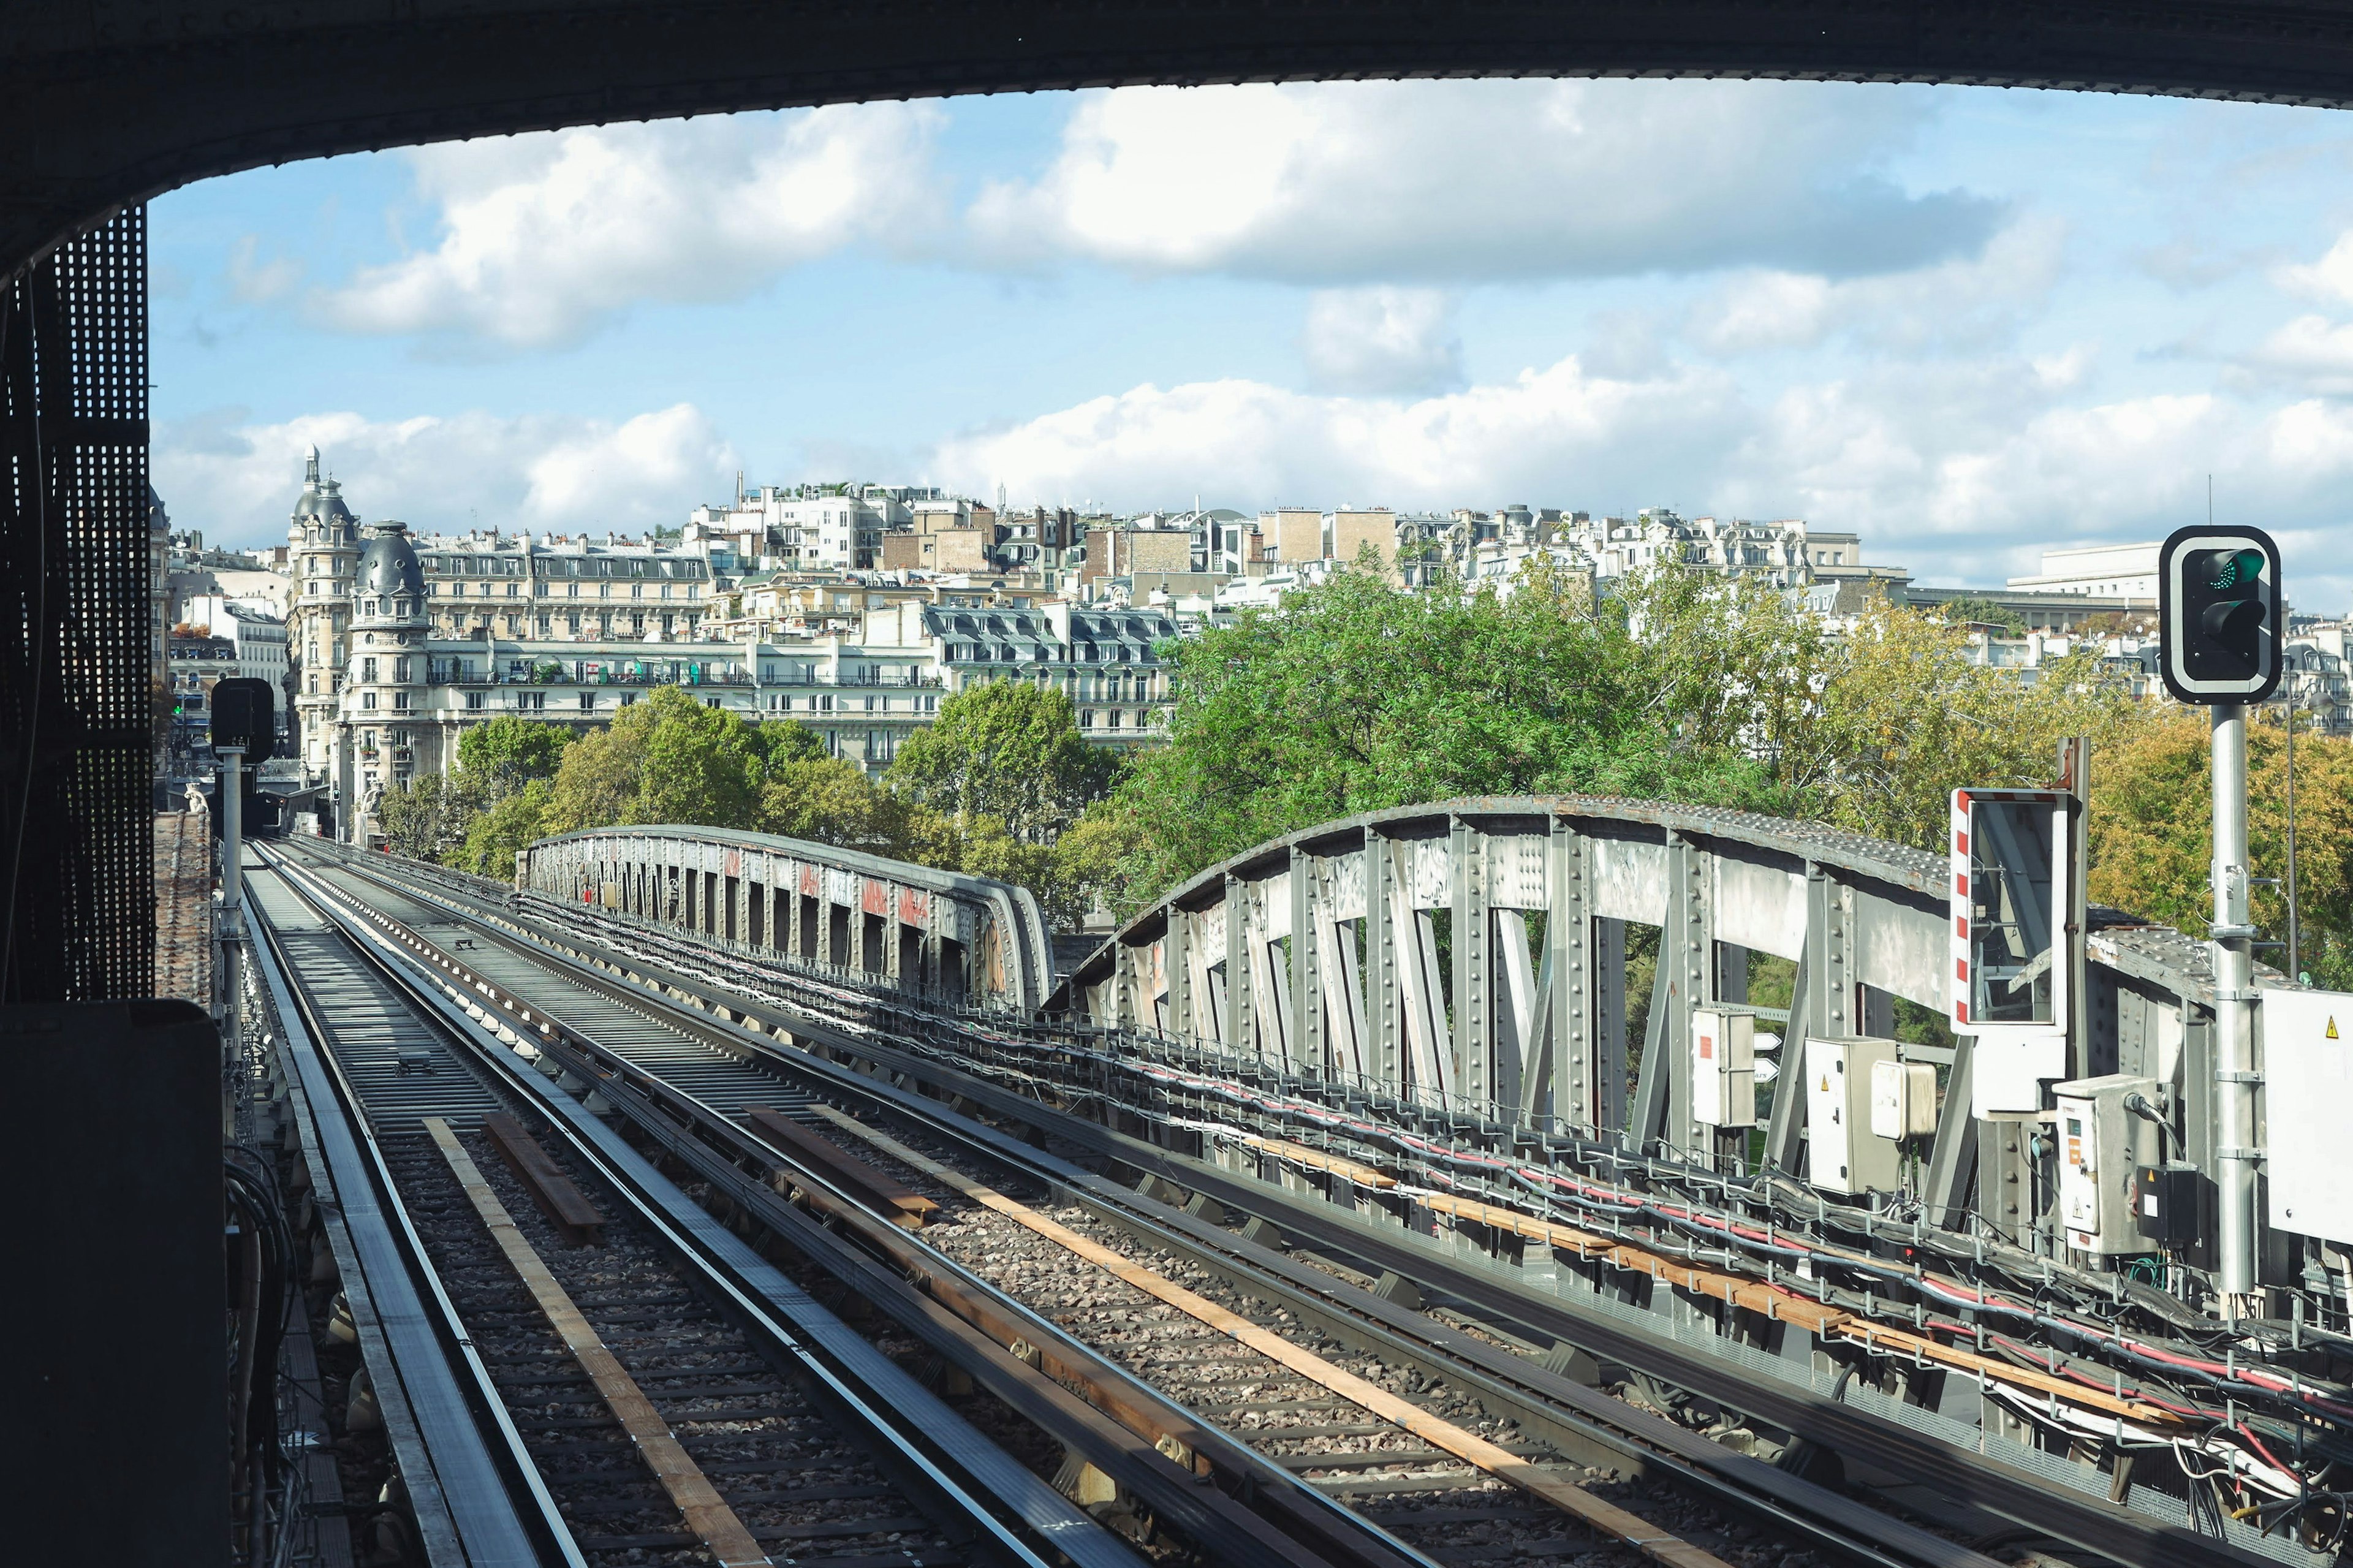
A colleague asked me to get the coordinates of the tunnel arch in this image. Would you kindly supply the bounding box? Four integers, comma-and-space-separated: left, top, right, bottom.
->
13, 1, 2353, 273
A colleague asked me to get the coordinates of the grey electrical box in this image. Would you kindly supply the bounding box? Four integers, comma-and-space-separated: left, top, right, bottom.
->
2053, 1074, 2159, 1256
1805, 1036, 1903, 1195
1691, 1007, 1757, 1128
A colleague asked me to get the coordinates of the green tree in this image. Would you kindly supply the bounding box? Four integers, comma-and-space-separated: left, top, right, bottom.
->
1097, 553, 1779, 909
885, 680, 1115, 843
540, 687, 802, 834
1934, 595, 2029, 636
457, 714, 572, 790
758, 754, 927, 857
455, 779, 555, 879
377, 771, 480, 864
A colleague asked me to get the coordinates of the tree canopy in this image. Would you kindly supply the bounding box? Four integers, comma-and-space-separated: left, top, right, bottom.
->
885, 679, 1115, 843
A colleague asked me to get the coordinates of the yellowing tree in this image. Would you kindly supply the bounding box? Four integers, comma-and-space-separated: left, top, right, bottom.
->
1798, 600, 2140, 852
2090, 710, 2353, 988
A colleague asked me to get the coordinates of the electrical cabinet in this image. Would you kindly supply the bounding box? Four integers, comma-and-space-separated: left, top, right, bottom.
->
2052, 1074, 2159, 1255
2135, 1163, 2204, 1246
1806, 1036, 1902, 1195
1691, 1007, 1756, 1128
2261, 988, 2353, 1245
1870, 1059, 1938, 1140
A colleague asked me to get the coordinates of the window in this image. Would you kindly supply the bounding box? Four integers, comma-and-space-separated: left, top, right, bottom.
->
517, 691, 545, 711
393, 691, 411, 711
362, 690, 377, 710
620, 691, 638, 706
631, 583, 643, 599
466, 690, 485, 710
705, 696, 722, 709
579, 691, 596, 711
362, 657, 377, 681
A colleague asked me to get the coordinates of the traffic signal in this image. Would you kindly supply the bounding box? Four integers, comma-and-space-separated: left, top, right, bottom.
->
210, 677, 276, 759
2158, 525, 2283, 705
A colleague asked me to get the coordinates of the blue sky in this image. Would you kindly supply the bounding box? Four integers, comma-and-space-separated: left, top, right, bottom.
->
153, 80, 2353, 608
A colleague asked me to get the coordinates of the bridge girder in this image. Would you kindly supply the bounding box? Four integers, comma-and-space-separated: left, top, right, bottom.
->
520, 824, 1056, 1013
12, 1, 2353, 273
1061, 795, 2214, 1238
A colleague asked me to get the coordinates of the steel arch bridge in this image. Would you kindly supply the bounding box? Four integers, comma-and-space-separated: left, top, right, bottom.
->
1055, 794, 2214, 1249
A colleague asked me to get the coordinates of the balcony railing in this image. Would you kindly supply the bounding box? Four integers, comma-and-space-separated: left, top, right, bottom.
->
764, 673, 943, 689
425, 664, 756, 687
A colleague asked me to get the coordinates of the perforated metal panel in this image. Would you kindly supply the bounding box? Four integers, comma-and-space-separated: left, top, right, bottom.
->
0, 209, 153, 1002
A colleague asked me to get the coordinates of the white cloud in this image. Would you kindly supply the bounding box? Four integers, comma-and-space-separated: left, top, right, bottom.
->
2238, 313, 2353, 395
930, 354, 2353, 608
1298, 287, 1463, 393
1683, 217, 2067, 357
930, 355, 1746, 509
968, 80, 2001, 283
315, 106, 942, 348
156, 404, 737, 546
2276, 231, 2353, 304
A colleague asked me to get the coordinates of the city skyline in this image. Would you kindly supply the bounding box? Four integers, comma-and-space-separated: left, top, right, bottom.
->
151, 78, 2353, 608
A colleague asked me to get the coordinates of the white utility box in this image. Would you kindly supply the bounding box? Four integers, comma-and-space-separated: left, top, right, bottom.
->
2052, 1074, 2158, 1254
2262, 988, 2353, 1245
1806, 1036, 1902, 1195
1971, 1029, 2067, 1118
1870, 1059, 1939, 1140
1691, 1007, 1757, 1128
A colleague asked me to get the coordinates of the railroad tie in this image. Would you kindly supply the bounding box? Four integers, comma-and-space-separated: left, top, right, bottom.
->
423, 1118, 773, 1568
480, 1113, 605, 1245
812, 1108, 1735, 1568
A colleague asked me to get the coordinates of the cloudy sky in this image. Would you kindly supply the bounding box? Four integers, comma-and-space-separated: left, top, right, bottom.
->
154, 80, 2353, 607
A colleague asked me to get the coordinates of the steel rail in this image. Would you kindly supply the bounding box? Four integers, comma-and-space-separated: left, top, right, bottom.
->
244, 865, 581, 1568
280, 843, 1446, 1568
300, 844, 2305, 1568
254, 846, 1134, 1568
306, 846, 2042, 1568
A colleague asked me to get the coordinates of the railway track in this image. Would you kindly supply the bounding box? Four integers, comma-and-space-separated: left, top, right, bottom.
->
244, 853, 1142, 1568
274, 840, 2074, 1568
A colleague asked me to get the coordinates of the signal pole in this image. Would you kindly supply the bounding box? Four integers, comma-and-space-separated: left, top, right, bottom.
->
217, 744, 245, 934
2158, 524, 2282, 1317
2211, 703, 2258, 1311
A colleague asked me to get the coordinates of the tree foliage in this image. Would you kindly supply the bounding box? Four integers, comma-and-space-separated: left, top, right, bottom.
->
885, 680, 1114, 843
456, 715, 572, 790
373, 680, 1116, 930
2091, 710, 2353, 989
1093, 559, 1801, 910
1792, 601, 2139, 852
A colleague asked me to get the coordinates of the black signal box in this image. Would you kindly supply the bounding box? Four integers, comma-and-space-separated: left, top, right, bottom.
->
2135, 1162, 2205, 1246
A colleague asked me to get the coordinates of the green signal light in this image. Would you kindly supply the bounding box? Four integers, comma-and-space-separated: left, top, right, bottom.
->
2208, 548, 2265, 591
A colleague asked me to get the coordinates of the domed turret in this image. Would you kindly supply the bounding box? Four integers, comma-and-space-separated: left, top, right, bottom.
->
355, 520, 425, 604
292, 444, 357, 530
